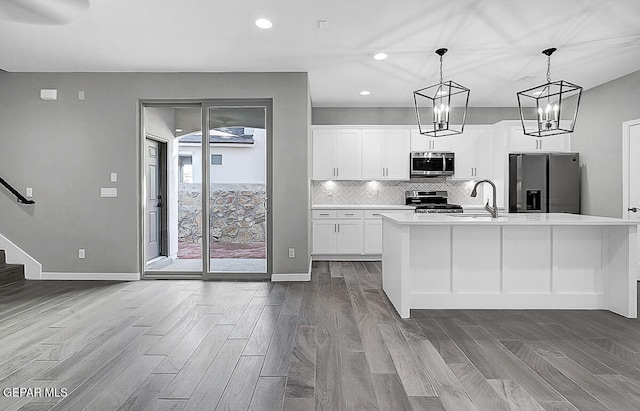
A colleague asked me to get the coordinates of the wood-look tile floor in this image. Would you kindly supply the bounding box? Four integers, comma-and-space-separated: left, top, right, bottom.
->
2, 262, 640, 410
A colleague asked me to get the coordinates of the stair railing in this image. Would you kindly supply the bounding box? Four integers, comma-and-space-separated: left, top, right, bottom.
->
0, 177, 35, 204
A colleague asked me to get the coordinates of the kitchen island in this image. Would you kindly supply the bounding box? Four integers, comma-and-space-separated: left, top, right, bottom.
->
381, 213, 638, 318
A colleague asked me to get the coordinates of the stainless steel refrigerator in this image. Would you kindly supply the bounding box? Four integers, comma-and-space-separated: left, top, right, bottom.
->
508, 153, 580, 213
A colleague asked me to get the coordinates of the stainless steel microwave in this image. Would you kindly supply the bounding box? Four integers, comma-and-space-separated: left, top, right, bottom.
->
410, 152, 455, 177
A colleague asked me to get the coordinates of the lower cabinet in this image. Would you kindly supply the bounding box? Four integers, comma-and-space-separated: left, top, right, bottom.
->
312, 208, 411, 256
312, 210, 363, 254
364, 220, 383, 254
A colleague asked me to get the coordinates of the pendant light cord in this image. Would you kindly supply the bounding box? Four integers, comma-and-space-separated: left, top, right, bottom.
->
546, 54, 552, 83
439, 54, 444, 85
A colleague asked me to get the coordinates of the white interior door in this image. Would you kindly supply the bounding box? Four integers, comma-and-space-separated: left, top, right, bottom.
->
625, 121, 640, 278
629, 123, 640, 221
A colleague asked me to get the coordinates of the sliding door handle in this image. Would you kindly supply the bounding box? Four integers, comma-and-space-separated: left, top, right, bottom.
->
629, 207, 638, 213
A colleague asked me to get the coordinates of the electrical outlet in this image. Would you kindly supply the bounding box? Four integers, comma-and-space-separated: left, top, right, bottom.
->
288, 248, 295, 258
78, 249, 86, 259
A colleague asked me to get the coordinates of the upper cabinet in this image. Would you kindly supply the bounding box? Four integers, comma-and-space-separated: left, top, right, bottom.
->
452, 125, 493, 180
312, 127, 409, 181
410, 129, 454, 151
312, 129, 362, 180
505, 122, 571, 152
362, 129, 410, 180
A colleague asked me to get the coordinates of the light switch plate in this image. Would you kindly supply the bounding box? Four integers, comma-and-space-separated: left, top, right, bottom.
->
26, 187, 33, 198
110, 173, 118, 182
100, 187, 118, 198
78, 90, 85, 100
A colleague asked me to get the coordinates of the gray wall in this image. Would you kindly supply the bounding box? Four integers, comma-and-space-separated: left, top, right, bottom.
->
0, 72, 310, 275
571, 69, 640, 218
312, 107, 520, 125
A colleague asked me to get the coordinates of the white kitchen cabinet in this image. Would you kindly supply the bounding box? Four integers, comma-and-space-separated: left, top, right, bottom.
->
335, 221, 363, 254
508, 125, 571, 152
311, 207, 412, 257
311, 209, 363, 254
452, 125, 493, 179
361, 129, 410, 180
312, 129, 362, 180
410, 129, 454, 151
364, 220, 383, 254
311, 221, 336, 254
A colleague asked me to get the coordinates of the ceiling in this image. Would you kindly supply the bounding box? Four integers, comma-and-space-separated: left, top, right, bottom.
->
1, 0, 639, 107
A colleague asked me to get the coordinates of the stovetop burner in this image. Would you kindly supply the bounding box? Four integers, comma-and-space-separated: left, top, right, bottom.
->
405, 190, 463, 213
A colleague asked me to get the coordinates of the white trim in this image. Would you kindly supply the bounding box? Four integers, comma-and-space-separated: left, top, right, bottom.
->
0, 233, 42, 280
41, 272, 140, 281
312, 254, 381, 261
271, 259, 312, 282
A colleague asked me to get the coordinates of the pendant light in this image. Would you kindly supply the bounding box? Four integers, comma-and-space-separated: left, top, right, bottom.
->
517, 48, 582, 137
413, 48, 470, 137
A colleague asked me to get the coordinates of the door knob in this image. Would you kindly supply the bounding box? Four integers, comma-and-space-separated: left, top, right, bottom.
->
629, 207, 638, 213
157, 202, 163, 208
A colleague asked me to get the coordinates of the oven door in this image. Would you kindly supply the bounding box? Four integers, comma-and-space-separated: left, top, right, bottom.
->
411, 152, 454, 176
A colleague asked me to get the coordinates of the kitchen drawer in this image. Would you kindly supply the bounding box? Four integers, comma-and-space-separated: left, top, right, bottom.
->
364, 209, 413, 219
336, 210, 363, 219
312, 210, 337, 219
364, 210, 387, 219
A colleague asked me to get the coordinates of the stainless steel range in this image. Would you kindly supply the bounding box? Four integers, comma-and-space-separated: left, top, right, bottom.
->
405, 190, 463, 213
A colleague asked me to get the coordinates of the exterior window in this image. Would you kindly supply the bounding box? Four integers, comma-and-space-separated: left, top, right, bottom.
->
179, 155, 193, 183
211, 154, 223, 166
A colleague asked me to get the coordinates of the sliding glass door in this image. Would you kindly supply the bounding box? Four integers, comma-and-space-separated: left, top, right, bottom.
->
142, 100, 271, 279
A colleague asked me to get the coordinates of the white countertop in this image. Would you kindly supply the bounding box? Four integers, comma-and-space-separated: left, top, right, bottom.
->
312, 204, 415, 210
380, 212, 640, 226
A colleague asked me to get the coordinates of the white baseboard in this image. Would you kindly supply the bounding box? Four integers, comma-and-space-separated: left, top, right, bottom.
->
271, 259, 312, 282
312, 254, 381, 261
0, 233, 42, 279
40, 272, 140, 281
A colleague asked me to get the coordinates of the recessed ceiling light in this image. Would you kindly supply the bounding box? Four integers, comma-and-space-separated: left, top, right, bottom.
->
175, 128, 183, 133
373, 53, 388, 61
255, 18, 273, 29
360, 90, 371, 96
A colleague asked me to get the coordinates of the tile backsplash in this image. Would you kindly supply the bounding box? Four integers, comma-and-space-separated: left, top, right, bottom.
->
312, 178, 484, 206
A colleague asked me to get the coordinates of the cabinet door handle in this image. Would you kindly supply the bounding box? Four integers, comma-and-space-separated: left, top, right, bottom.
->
337, 224, 340, 233
320, 213, 330, 216
345, 213, 354, 216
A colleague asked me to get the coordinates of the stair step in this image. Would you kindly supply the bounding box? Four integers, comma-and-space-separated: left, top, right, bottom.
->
0, 250, 25, 287
0, 264, 24, 287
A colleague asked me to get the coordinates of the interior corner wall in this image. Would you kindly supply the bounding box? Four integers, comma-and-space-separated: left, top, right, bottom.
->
571, 69, 640, 218
0, 72, 310, 276
311, 106, 520, 125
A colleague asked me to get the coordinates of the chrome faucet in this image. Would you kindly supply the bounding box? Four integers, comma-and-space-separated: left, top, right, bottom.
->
471, 179, 498, 218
